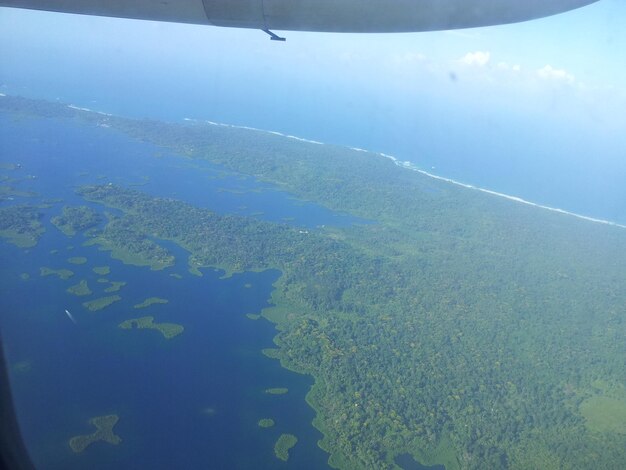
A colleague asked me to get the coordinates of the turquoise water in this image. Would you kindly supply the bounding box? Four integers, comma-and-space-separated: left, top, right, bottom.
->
0, 113, 344, 468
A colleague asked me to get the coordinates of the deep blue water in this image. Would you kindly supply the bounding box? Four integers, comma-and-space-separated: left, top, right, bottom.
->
0, 114, 342, 469
395, 453, 445, 470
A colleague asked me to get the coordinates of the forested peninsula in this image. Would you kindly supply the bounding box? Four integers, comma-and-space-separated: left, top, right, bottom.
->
2, 95, 626, 469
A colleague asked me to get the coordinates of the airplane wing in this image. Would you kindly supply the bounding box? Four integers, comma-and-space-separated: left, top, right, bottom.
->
0, 0, 600, 33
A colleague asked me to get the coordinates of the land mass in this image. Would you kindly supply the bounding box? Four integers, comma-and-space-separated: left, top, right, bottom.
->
3, 95, 626, 470
274, 434, 298, 461
83, 295, 121, 312
119, 316, 184, 339
69, 414, 121, 453
0, 205, 45, 247
52, 205, 102, 237
134, 297, 168, 309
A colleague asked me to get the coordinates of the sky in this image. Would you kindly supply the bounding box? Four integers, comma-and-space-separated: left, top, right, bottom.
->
1, 0, 625, 221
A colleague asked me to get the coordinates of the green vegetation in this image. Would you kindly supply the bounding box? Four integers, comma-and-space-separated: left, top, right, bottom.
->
265, 388, 288, 395
82, 295, 121, 312
246, 313, 261, 320
67, 256, 87, 265
258, 418, 275, 428
84, 214, 174, 270
0, 205, 45, 247
0, 162, 19, 170
134, 297, 168, 309
93, 265, 111, 275
580, 396, 626, 434
274, 434, 298, 461
104, 281, 126, 293
67, 280, 92, 297
40, 267, 74, 280
52, 205, 102, 236
69, 415, 121, 453
118, 316, 184, 339
0, 184, 37, 198
6, 96, 626, 469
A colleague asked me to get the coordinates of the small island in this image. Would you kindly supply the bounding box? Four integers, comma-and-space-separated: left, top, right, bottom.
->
69, 414, 121, 453
66, 280, 92, 297
40, 267, 74, 280
134, 297, 168, 309
274, 434, 298, 461
67, 256, 88, 265
52, 205, 102, 237
119, 316, 184, 339
265, 388, 288, 395
0, 205, 45, 247
83, 295, 121, 312
93, 265, 111, 275
258, 418, 275, 428
104, 281, 126, 293
246, 313, 261, 320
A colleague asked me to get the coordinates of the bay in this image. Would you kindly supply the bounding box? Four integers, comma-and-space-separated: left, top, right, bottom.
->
0, 112, 342, 468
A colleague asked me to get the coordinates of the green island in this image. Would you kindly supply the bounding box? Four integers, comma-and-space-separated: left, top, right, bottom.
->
83, 214, 174, 270
246, 313, 261, 320
104, 281, 126, 293
169, 273, 183, 279
0, 205, 45, 247
0, 184, 37, 198
274, 434, 298, 462
82, 295, 121, 312
258, 418, 275, 428
40, 267, 74, 280
0, 162, 19, 170
69, 414, 122, 453
52, 205, 102, 237
265, 388, 288, 395
134, 297, 169, 309
67, 256, 87, 265
19, 273, 30, 281
93, 265, 111, 275
118, 316, 184, 339
66, 279, 92, 297
6, 96, 626, 469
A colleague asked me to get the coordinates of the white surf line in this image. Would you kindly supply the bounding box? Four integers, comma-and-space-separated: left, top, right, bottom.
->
383, 155, 626, 230
191, 118, 327, 145
67, 104, 112, 116
68, 104, 92, 112
286, 135, 324, 145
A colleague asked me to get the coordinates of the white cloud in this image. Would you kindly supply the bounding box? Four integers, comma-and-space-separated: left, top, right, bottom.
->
459, 51, 491, 67
497, 62, 521, 72
537, 65, 575, 84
